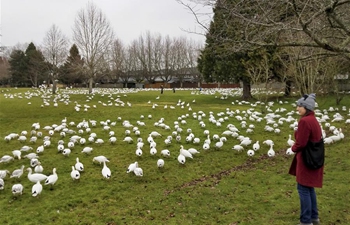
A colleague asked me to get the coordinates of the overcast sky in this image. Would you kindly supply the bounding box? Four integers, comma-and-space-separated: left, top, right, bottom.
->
1, 0, 212, 47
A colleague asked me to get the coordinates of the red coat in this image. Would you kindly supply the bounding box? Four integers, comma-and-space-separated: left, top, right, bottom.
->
289, 111, 324, 188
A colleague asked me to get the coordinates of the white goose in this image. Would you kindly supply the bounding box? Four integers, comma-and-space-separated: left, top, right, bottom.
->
0, 155, 14, 163
70, 166, 80, 180
188, 148, 200, 155
177, 154, 186, 164
135, 148, 143, 157
93, 156, 110, 164
12, 150, 22, 160
267, 144, 276, 157
157, 159, 165, 168
134, 167, 143, 177
0, 178, 4, 190
34, 162, 44, 173
10, 165, 25, 179
127, 162, 138, 173
32, 181, 43, 197
27, 168, 47, 183
247, 149, 255, 157
0, 170, 10, 179
12, 183, 24, 196
75, 158, 84, 172
45, 168, 58, 188
102, 161, 111, 179
81, 147, 93, 154
252, 141, 260, 151
287, 134, 295, 147
180, 145, 193, 159
160, 149, 170, 157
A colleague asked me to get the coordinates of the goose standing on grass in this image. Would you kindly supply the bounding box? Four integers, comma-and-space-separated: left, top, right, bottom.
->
45, 168, 58, 189
102, 161, 111, 179
287, 134, 295, 147
252, 141, 260, 151
12, 183, 24, 196
0, 170, 10, 179
267, 144, 275, 157
177, 154, 186, 164
12, 150, 22, 160
160, 149, 170, 157
81, 147, 93, 154
180, 145, 193, 159
134, 166, 143, 177
247, 149, 255, 157
0, 155, 14, 163
157, 159, 165, 168
34, 162, 44, 173
27, 168, 47, 183
0, 178, 4, 190
93, 156, 110, 164
70, 166, 80, 180
188, 148, 200, 155
32, 181, 43, 197
135, 148, 143, 157
127, 162, 138, 173
10, 165, 25, 179
75, 158, 84, 172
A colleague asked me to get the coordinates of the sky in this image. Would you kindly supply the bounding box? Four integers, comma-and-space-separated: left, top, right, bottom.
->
0, 0, 212, 48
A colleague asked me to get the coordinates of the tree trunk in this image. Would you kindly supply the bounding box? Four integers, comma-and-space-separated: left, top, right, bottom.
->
52, 79, 57, 94
284, 80, 292, 96
242, 80, 252, 100
89, 77, 93, 94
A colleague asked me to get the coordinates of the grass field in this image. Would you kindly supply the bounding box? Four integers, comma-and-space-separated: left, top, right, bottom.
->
0, 87, 349, 225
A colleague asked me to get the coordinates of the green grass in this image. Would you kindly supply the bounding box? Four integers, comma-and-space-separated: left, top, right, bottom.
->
0, 87, 349, 225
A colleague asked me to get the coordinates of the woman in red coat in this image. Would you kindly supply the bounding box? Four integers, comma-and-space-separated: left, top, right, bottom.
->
289, 93, 323, 225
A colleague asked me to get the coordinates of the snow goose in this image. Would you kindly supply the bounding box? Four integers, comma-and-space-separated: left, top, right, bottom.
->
70, 166, 80, 180
188, 148, 200, 155
263, 140, 274, 147
123, 137, 133, 143
157, 159, 165, 168
93, 156, 110, 164
150, 147, 157, 155
30, 158, 40, 167
24, 153, 39, 160
75, 158, 84, 172
180, 145, 193, 159
10, 165, 25, 179
0, 178, 4, 190
45, 168, 58, 188
0, 170, 10, 179
287, 134, 295, 147
135, 148, 143, 157
286, 147, 294, 155
27, 168, 47, 183
102, 161, 111, 179
177, 154, 186, 164
20, 146, 33, 152
232, 145, 244, 152
36, 145, 44, 154
62, 148, 71, 156
134, 167, 143, 177
12, 183, 24, 196
81, 147, 93, 154
202, 142, 210, 150
267, 144, 275, 157
160, 149, 170, 157
127, 162, 138, 173
12, 150, 22, 160
34, 162, 44, 173
247, 150, 255, 157
0, 155, 14, 163
252, 141, 260, 151
32, 181, 43, 197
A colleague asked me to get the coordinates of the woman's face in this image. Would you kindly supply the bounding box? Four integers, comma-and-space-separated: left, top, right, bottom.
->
296, 105, 306, 116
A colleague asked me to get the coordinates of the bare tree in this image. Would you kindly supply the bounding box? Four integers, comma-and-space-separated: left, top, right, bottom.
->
73, 2, 115, 93
42, 24, 68, 94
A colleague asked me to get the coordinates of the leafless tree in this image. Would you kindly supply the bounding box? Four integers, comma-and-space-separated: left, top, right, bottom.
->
73, 2, 115, 93
42, 24, 68, 93
0, 56, 10, 85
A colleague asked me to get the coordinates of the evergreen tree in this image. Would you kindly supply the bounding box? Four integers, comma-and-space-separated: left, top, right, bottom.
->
60, 44, 84, 86
197, 0, 252, 99
24, 42, 47, 87
8, 50, 29, 86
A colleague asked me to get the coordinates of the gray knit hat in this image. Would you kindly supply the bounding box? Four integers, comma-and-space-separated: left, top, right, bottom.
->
297, 93, 316, 111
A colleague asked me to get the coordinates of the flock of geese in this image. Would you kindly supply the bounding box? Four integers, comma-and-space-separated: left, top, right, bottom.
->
0, 87, 349, 198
